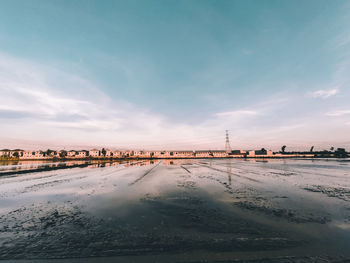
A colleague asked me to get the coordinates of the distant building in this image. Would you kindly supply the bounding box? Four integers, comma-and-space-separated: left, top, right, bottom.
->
22, 151, 34, 159
10, 149, 24, 157
76, 150, 88, 158
133, 151, 152, 158
67, 150, 76, 158
231, 150, 246, 154
173, 151, 195, 158
195, 151, 214, 158
152, 151, 166, 158
247, 150, 273, 157
211, 150, 228, 158
230, 150, 246, 157
89, 149, 100, 157
104, 149, 113, 157
0, 149, 24, 158
21, 151, 45, 159
0, 149, 11, 157
112, 150, 122, 157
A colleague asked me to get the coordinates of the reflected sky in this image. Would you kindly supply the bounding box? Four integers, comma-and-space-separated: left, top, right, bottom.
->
0, 159, 350, 260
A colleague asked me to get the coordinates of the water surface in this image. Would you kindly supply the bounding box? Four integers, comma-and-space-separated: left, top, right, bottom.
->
0, 159, 349, 262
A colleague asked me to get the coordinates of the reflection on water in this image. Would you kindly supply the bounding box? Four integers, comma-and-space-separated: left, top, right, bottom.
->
0, 160, 91, 173
226, 159, 232, 185
0, 159, 350, 262
0, 159, 162, 175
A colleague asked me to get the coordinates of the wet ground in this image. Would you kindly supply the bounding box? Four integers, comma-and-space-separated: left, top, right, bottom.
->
0, 158, 350, 262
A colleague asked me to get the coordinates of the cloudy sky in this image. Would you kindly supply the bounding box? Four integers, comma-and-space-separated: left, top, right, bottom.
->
1, 0, 350, 151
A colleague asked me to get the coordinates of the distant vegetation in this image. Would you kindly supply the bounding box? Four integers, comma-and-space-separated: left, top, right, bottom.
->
277, 146, 348, 158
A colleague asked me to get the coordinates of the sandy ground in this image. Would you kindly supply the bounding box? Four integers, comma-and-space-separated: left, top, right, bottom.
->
0, 159, 350, 262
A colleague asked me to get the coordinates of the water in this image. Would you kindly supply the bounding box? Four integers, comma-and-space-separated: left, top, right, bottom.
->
0, 159, 350, 262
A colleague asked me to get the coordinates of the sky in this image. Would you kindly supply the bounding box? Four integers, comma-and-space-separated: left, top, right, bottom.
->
0, 0, 350, 151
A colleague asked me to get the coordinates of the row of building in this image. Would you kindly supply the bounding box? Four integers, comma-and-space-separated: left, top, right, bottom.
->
0, 149, 226, 159
0, 148, 317, 160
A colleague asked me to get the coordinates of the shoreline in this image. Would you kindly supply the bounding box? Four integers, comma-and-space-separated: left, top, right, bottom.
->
1, 156, 349, 162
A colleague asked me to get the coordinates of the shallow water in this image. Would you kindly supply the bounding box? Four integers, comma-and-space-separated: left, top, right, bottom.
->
0, 159, 350, 262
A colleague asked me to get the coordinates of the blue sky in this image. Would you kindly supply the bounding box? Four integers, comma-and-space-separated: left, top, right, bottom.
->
0, 0, 350, 150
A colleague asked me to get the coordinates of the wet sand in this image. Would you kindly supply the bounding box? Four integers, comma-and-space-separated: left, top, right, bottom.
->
0, 159, 350, 262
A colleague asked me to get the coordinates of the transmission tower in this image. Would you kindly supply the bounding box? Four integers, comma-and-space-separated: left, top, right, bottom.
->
225, 130, 232, 153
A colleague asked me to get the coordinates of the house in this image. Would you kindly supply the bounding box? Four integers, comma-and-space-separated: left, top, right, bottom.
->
132, 151, 153, 158
230, 150, 246, 157
76, 150, 89, 158
10, 149, 24, 158
67, 150, 77, 158
104, 149, 113, 157
171, 151, 195, 158
194, 150, 227, 158
22, 151, 35, 159
212, 150, 228, 158
195, 151, 214, 158
152, 151, 167, 158
124, 150, 134, 157
112, 150, 122, 158
52, 151, 60, 158
247, 149, 274, 157
47, 150, 58, 157
0, 149, 11, 157
57, 150, 68, 158
161, 151, 173, 158
22, 151, 45, 159
0, 149, 24, 158
89, 149, 100, 157
133, 151, 145, 158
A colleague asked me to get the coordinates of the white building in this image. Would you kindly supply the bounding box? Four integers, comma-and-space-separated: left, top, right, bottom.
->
76, 150, 88, 158
67, 150, 76, 158
169, 151, 195, 158
112, 150, 122, 158
247, 149, 274, 157
212, 150, 228, 158
195, 151, 214, 158
21, 151, 44, 159
152, 151, 167, 158
89, 149, 101, 157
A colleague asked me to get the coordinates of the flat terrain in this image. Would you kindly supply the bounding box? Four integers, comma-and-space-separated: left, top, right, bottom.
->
0, 159, 350, 262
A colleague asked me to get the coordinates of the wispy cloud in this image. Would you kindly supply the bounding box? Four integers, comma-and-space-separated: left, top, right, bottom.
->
215, 110, 259, 118
309, 88, 338, 99
1, 50, 350, 151
326, 110, 350, 116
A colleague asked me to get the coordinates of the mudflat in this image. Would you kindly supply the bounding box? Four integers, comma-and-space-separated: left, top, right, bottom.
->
0, 159, 349, 262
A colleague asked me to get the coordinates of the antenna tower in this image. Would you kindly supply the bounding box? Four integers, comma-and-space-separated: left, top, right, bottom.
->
225, 130, 232, 153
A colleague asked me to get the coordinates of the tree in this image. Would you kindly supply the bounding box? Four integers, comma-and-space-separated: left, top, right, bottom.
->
12, 151, 19, 158
59, 150, 67, 158
46, 149, 54, 156
335, 148, 347, 158
310, 146, 314, 152
330, 147, 334, 151
281, 145, 286, 153
101, 148, 106, 157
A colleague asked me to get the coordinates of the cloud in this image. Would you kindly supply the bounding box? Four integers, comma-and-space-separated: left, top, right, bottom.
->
326, 110, 350, 116
309, 88, 338, 99
0, 52, 208, 149
1, 51, 350, 151
215, 110, 259, 118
